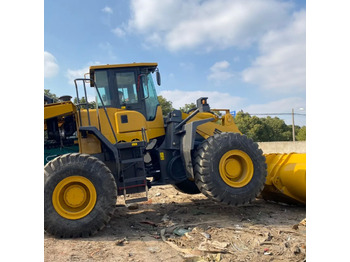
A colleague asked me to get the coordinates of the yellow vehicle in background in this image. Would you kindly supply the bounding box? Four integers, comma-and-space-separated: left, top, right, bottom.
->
262, 153, 306, 205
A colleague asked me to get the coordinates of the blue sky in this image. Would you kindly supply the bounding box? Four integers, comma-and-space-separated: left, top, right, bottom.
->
44, 0, 306, 126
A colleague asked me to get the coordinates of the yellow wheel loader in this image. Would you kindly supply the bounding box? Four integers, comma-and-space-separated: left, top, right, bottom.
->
44, 62, 304, 238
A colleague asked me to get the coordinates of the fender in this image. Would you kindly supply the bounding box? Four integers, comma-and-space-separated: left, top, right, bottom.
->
79, 126, 121, 177
180, 118, 214, 180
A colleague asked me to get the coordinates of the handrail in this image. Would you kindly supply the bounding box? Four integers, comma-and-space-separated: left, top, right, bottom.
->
73, 78, 118, 143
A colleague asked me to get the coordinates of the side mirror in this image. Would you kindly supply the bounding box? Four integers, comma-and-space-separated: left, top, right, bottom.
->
156, 71, 161, 86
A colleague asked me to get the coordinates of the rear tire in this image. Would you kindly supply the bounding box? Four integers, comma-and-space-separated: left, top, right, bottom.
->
194, 132, 266, 206
44, 153, 117, 238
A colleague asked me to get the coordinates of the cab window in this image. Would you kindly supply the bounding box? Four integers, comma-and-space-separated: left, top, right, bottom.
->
95, 70, 111, 107
115, 72, 138, 105
143, 73, 159, 121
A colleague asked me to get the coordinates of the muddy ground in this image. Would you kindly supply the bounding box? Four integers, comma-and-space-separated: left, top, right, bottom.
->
44, 185, 306, 262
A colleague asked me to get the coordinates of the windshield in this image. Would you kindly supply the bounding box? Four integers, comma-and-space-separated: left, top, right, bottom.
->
93, 68, 160, 121
143, 73, 159, 121
95, 70, 111, 107
115, 72, 138, 105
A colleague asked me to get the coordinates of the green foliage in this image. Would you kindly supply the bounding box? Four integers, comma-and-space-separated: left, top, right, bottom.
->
44, 89, 59, 102
157, 95, 174, 116
296, 126, 306, 141
179, 103, 196, 113
73, 97, 96, 109
234, 111, 305, 142
262, 116, 292, 141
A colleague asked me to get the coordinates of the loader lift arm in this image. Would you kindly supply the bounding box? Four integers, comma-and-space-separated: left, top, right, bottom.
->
44, 101, 76, 120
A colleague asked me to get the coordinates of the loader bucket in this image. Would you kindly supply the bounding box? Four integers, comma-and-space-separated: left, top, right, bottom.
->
261, 153, 306, 205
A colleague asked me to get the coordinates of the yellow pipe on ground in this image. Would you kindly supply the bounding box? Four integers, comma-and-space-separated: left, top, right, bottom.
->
262, 153, 306, 205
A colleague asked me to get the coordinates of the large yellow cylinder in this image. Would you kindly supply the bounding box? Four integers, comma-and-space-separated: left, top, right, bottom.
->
263, 153, 306, 204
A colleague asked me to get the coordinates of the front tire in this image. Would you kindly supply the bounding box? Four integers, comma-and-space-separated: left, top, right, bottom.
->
194, 132, 266, 206
44, 153, 117, 238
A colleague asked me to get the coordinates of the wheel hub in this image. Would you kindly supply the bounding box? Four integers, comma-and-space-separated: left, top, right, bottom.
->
224, 158, 242, 179
219, 150, 254, 188
64, 185, 86, 207
52, 176, 97, 220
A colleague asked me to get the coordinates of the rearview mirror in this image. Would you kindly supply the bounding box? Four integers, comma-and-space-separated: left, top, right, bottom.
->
156, 71, 161, 86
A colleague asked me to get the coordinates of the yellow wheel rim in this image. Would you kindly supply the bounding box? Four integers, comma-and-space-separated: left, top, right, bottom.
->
52, 176, 97, 220
219, 150, 254, 188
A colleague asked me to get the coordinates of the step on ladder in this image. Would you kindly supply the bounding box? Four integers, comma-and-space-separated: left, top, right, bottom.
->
122, 176, 149, 205
118, 139, 149, 205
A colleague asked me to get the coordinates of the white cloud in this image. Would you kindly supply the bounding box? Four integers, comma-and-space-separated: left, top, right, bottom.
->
112, 27, 126, 38
127, 0, 293, 51
242, 97, 306, 114
66, 61, 102, 86
66, 64, 100, 101
159, 89, 244, 110
208, 60, 234, 82
98, 42, 117, 60
242, 10, 306, 93
66, 66, 90, 86
179, 62, 194, 71
44, 51, 59, 78
102, 6, 113, 14
242, 97, 306, 126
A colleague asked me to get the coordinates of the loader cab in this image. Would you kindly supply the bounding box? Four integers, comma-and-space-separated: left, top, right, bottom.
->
90, 63, 161, 121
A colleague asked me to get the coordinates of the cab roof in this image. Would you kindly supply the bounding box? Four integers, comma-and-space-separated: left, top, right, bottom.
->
89, 63, 158, 87
89, 62, 158, 72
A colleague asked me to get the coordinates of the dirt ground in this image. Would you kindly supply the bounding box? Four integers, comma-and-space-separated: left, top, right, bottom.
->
44, 185, 306, 262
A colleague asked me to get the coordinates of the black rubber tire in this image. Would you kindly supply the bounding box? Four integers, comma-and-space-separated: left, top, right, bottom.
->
173, 179, 201, 195
194, 132, 267, 206
44, 153, 117, 238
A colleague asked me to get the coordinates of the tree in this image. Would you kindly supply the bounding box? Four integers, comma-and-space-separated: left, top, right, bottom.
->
73, 97, 96, 109
262, 116, 292, 141
179, 103, 196, 113
44, 89, 59, 102
296, 126, 306, 141
234, 111, 256, 138
234, 111, 300, 142
157, 95, 174, 116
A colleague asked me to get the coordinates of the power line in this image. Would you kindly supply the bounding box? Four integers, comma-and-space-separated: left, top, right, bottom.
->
238, 112, 306, 116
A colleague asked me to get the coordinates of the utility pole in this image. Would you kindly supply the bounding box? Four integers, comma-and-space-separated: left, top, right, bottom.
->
292, 108, 295, 142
